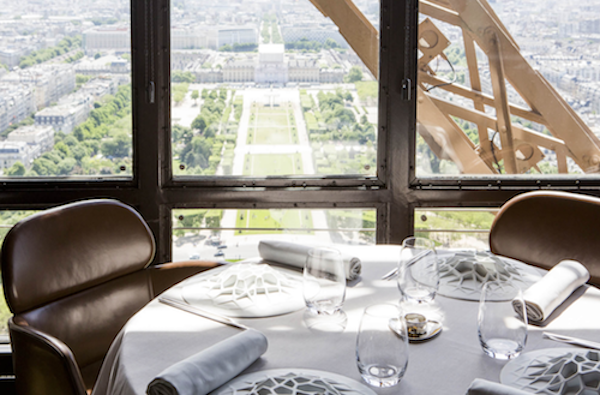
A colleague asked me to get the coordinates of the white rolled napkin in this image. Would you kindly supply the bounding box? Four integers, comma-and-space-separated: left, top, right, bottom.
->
258, 240, 361, 281
146, 329, 268, 395
466, 379, 531, 395
512, 260, 589, 324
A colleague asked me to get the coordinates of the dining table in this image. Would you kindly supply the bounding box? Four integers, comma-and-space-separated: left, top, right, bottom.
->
91, 245, 600, 395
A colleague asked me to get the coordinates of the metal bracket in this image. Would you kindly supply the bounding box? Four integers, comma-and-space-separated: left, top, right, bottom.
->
402, 78, 412, 101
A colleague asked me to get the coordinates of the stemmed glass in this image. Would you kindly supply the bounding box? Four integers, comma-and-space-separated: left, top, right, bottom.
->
397, 237, 439, 304
303, 247, 346, 316
356, 304, 409, 387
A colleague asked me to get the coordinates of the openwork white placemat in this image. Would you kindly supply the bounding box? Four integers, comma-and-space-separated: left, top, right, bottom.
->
182, 262, 305, 318
500, 347, 600, 394
437, 251, 543, 301
211, 369, 377, 395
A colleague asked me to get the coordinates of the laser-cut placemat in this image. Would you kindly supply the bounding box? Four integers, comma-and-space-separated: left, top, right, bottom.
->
437, 250, 543, 301
182, 262, 305, 318
500, 347, 600, 394
211, 369, 377, 395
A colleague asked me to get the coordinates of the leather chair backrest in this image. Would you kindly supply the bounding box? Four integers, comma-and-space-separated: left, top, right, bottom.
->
489, 191, 600, 285
1, 199, 157, 391
2, 199, 156, 314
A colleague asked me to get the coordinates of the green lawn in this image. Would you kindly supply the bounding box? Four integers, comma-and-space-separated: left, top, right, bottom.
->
243, 153, 303, 176
236, 101, 311, 234
235, 209, 314, 235
247, 103, 299, 145
355, 81, 378, 101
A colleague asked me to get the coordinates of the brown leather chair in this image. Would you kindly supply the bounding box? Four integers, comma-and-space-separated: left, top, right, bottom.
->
489, 190, 600, 285
1, 199, 218, 395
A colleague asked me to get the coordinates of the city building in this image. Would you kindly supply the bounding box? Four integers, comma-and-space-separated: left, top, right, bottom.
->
83, 26, 130, 53
0, 141, 31, 170
172, 27, 217, 49
0, 48, 23, 68
287, 57, 319, 83
217, 25, 258, 48
7, 124, 54, 155
255, 44, 287, 84
319, 68, 344, 84
0, 84, 36, 133
35, 103, 89, 134
2, 64, 76, 109
171, 50, 212, 70
223, 58, 255, 82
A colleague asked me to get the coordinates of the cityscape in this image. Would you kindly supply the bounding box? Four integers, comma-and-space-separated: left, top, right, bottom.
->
0, 0, 599, 258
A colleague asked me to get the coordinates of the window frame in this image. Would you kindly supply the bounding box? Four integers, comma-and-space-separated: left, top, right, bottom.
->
1, 0, 599, 268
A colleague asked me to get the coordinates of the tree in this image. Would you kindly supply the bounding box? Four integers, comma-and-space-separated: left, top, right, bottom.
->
70, 144, 88, 162
55, 141, 71, 158
101, 133, 130, 158
344, 66, 363, 83
324, 38, 340, 49
171, 71, 195, 83
32, 157, 58, 176
191, 115, 207, 133
57, 158, 76, 175
191, 90, 199, 104
5, 162, 26, 176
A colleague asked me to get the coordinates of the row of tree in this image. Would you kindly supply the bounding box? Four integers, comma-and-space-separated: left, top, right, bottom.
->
219, 43, 258, 52
19, 35, 82, 69
300, 88, 377, 174
174, 89, 233, 174
285, 38, 341, 52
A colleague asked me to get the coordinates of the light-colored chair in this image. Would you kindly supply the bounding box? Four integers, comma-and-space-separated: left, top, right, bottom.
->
489, 190, 600, 285
1, 199, 217, 395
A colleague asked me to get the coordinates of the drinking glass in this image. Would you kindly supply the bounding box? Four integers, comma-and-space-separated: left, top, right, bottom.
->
397, 237, 439, 304
303, 247, 346, 315
356, 304, 409, 387
478, 281, 528, 359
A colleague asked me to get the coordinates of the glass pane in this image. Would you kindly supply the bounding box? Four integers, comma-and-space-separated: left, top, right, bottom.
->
0, 1, 132, 178
171, 0, 379, 178
416, 0, 600, 178
0, 211, 37, 337
172, 208, 376, 262
415, 208, 498, 249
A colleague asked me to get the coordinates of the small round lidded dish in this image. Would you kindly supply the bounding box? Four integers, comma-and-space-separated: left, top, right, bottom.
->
390, 312, 443, 342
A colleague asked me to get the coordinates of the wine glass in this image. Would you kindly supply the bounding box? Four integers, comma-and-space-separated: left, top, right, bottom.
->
478, 281, 528, 359
356, 304, 409, 387
303, 247, 346, 316
397, 237, 439, 304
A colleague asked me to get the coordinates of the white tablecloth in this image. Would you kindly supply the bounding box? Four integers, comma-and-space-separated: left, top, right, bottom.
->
92, 245, 600, 395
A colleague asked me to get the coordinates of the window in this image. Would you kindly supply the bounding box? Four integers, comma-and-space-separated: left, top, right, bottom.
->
170, 0, 379, 179
0, 1, 132, 179
416, 0, 600, 180
1, 0, 599, 340
172, 208, 376, 262
415, 208, 497, 250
